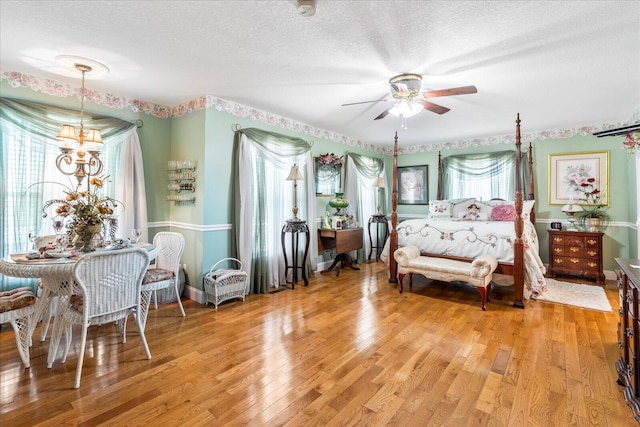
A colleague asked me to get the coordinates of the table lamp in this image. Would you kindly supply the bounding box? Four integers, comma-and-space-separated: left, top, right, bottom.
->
561, 203, 583, 231
286, 164, 304, 222
373, 176, 385, 215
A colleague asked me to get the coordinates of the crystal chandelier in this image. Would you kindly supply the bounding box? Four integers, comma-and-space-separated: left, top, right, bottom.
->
55, 61, 106, 187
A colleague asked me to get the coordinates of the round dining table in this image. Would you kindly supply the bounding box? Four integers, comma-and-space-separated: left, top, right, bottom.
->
0, 243, 157, 367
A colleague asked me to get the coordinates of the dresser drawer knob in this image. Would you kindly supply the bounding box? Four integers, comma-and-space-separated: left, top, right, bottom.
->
570, 247, 579, 253
554, 248, 563, 254
553, 237, 563, 243
626, 327, 634, 338
587, 239, 597, 245
587, 251, 597, 257
570, 258, 579, 264
587, 262, 597, 268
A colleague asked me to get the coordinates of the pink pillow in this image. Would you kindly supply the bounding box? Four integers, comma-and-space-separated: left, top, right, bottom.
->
491, 204, 517, 221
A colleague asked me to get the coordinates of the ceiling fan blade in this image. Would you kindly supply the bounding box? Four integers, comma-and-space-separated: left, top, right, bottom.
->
341, 99, 390, 107
374, 108, 392, 120
422, 85, 477, 98
418, 100, 450, 115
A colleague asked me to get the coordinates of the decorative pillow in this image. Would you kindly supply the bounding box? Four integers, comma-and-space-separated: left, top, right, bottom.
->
458, 211, 489, 221
450, 198, 476, 218
491, 204, 517, 221
428, 200, 451, 218
474, 201, 495, 219
522, 200, 535, 221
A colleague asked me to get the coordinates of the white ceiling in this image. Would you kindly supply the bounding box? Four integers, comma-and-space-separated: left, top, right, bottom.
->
1, 1, 639, 150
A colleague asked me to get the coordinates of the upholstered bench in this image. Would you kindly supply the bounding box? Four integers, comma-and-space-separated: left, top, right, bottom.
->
393, 245, 498, 310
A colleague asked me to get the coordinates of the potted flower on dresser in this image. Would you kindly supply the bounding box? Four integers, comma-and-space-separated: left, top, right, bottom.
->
574, 177, 611, 232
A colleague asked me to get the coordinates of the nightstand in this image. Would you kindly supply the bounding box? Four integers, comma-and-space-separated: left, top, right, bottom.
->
547, 229, 604, 284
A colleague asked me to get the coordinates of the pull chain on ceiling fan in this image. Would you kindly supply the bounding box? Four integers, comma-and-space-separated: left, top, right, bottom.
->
341, 73, 477, 127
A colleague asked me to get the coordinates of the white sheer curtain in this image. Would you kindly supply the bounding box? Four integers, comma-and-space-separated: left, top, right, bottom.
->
116, 128, 148, 243
344, 153, 387, 263
236, 132, 317, 292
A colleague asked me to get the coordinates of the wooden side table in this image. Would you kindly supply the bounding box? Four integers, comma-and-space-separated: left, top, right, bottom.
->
281, 220, 310, 288
318, 227, 363, 276
368, 214, 389, 261
547, 229, 604, 284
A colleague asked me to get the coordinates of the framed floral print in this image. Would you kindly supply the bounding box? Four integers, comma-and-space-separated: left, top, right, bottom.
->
548, 151, 609, 206
398, 165, 428, 205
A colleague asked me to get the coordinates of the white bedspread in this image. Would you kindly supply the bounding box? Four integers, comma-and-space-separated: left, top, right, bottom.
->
381, 218, 547, 298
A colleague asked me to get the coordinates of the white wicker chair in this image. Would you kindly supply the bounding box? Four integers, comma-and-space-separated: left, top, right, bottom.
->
32, 234, 57, 342
50, 248, 151, 389
0, 287, 37, 368
204, 258, 248, 309
139, 232, 185, 330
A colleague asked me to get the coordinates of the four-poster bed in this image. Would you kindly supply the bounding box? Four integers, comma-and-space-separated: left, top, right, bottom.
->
387, 114, 537, 308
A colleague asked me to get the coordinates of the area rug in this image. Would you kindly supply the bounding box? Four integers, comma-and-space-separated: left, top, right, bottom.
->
532, 278, 612, 312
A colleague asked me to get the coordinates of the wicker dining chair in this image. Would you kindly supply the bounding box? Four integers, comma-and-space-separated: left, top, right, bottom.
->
0, 287, 37, 368
51, 248, 151, 389
32, 234, 57, 342
139, 232, 185, 330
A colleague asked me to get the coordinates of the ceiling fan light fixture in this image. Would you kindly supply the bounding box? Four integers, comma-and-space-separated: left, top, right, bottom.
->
389, 73, 422, 99
389, 99, 423, 118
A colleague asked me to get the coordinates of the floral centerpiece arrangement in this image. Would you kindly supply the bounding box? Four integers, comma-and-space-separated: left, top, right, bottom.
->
573, 177, 611, 231
42, 176, 119, 252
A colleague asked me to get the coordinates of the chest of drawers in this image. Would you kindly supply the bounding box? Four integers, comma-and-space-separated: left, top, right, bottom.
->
547, 229, 604, 284
615, 258, 640, 423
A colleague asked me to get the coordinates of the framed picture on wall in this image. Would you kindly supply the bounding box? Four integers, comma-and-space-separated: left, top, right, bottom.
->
398, 165, 428, 205
548, 151, 609, 205
314, 156, 343, 195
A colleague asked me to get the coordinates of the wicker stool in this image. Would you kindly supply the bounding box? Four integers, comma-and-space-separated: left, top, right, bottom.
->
204, 258, 248, 309
0, 287, 37, 368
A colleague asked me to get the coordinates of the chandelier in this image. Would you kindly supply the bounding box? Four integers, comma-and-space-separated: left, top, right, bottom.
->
55, 60, 106, 187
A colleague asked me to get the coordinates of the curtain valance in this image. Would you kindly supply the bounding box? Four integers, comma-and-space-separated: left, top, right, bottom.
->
0, 98, 135, 142
346, 152, 384, 179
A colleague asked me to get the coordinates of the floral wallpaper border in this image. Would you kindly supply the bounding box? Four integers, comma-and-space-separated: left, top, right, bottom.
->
2, 70, 634, 155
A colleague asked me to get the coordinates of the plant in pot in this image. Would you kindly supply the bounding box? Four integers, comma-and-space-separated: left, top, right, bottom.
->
573, 177, 610, 232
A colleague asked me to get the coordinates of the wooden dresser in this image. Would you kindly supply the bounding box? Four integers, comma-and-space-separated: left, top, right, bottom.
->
615, 258, 640, 423
547, 229, 604, 284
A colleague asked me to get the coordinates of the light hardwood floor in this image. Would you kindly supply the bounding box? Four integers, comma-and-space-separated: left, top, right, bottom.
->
0, 261, 636, 426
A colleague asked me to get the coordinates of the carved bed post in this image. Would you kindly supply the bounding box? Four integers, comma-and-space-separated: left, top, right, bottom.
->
513, 113, 525, 308
437, 151, 442, 200
389, 132, 399, 283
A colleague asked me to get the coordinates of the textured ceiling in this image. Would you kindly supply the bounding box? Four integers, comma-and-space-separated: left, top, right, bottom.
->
1, 0, 638, 150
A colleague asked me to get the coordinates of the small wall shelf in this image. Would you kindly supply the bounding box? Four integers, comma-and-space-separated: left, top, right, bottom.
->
167, 160, 196, 204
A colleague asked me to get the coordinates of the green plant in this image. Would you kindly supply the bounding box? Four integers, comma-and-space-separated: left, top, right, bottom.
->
572, 177, 610, 229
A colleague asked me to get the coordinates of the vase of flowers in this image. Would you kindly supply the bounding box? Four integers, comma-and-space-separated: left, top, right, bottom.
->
572, 177, 611, 231
42, 176, 119, 252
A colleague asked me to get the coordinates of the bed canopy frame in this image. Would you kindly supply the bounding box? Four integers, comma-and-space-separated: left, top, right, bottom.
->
388, 114, 534, 308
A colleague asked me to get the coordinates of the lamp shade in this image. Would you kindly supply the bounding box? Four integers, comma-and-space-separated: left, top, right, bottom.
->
561, 204, 583, 213
56, 124, 78, 143
84, 129, 104, 145
286, 164, 304, 181
373, 176, 385, 188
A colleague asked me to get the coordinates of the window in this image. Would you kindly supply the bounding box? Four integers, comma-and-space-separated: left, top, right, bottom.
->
441, 151, 527, 201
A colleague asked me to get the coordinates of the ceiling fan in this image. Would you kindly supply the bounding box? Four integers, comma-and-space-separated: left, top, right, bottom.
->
342, 73, 477, 121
